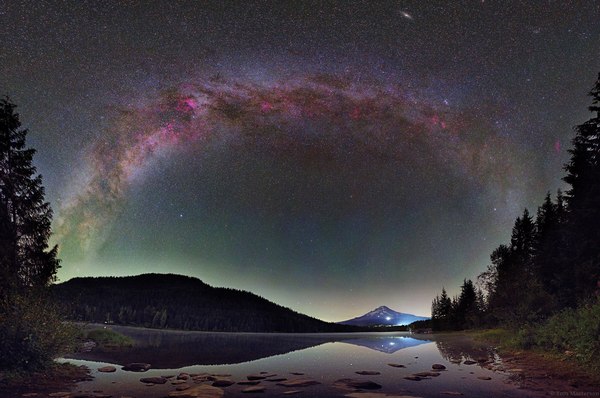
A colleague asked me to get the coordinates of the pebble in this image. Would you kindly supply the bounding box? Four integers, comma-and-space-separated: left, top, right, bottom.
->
97, 366, 116, 373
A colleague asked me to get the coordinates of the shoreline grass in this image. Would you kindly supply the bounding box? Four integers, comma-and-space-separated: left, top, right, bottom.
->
84, 328, 134, 349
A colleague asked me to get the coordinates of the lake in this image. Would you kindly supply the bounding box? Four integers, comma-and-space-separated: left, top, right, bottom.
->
56, 325, 538, 398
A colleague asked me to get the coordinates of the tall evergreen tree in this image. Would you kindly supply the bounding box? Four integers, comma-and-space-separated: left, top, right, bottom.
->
431, 287, 452, 330
563, 73, 600, 303
0, 98, 59, 297
455, 279, 478, 329
510, 209, 536, 276
532, 190, 568, 309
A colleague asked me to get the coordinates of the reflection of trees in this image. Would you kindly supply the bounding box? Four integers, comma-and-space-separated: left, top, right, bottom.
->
434, 336, 495, 364
69, 327, 342, 368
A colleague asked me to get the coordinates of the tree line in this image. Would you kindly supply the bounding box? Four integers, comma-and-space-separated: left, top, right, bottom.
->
432, 73, 600, 330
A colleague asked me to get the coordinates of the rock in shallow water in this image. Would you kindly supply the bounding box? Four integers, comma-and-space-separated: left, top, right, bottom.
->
334, 379, 382, 390
246, 374, 267, 381
265, 377, 287, 382
97, 366, 116, 373
355, 371, 381, 375
432, 364, 446, 370
122, 362, 151, 372
387, 363, 406, 368
140, 376, 167, 384
277, 378, 321, 387
211, 379, 235, 387
413, 371, 440, 377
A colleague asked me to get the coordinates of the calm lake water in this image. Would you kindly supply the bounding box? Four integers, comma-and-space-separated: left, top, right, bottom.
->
54, 325, 539, 398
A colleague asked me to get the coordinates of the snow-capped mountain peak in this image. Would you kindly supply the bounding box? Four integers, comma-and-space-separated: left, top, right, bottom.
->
338, 305, 429, 327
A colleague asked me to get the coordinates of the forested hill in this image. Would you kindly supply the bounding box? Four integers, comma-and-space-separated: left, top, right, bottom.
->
52, 273, 353, 333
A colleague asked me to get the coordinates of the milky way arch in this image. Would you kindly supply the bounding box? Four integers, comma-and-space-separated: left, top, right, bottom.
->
54, 74, 516, 257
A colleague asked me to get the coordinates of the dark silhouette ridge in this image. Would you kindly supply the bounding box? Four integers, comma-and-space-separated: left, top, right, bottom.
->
52, 273, 360, 333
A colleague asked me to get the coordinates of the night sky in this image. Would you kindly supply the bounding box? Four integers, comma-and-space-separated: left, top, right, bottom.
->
1, 1, 599, 321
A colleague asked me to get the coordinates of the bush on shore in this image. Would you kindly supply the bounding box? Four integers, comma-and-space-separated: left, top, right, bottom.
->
0, 292, 79, 371
531, 297, 600, 370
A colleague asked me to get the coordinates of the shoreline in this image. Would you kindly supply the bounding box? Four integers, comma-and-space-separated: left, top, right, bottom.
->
0, 363, 92, 398
470, 330, 600, 395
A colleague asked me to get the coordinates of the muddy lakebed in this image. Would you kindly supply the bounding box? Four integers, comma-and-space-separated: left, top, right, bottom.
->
46, 326, 541, 398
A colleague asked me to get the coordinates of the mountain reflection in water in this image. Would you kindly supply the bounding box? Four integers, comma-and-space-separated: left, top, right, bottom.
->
67, 325, 432, 368
341, 336, 430, 353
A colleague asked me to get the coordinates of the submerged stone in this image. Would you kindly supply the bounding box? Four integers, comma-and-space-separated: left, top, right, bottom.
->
334, 378, 382, 390
211, 379, 235, 387
97, 366, 116, 373
122, 362, 151, 372
140, 376, 167, 384
277, 378, 321, 387
387, 363, 406, 368
413, 371, 440, 377
247, 374, 267, 380
403, 376, 424, 381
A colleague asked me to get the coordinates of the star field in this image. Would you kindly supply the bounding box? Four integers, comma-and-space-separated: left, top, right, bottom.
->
1, 1, 599, 321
